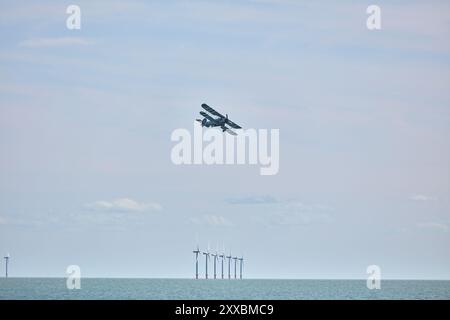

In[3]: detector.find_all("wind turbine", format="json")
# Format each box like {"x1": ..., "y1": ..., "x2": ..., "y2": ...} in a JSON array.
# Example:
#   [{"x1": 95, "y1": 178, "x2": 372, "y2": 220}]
[
  {"x1": 233, "y1": 256, "x2": 238, "y2": 279},
  {"x1": 4, "y1": 253, "x2": 10, "y2": 278},
  {"x1": 193, "y1": 245, "x2": 200, "y2": 279},
  {"x1": 239, "y1": 256, "x2": 244, "y2": 279},
  {"x1": 202, "y1": 248, "x2": 210, "y2": 279},
  {"x1": 211, "y1": 251, "x2": 218, "y2": 279},
  {"x1": 226, "y1": 251, "x2": 232, "y2": 279},
  {"x1": 219, "y1": 252, "x2": 225, "y2": 279}
]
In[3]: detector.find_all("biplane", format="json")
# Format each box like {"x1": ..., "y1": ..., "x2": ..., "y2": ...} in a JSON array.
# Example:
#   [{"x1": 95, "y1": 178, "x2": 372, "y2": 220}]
[{"x1": 196, "y1": 103, "x2": 242, "y2": 135}]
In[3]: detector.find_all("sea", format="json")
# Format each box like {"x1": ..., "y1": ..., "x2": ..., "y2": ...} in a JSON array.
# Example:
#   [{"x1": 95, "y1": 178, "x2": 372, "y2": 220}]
[{"x1": 0, "y1": 278, "x2": 449, "y2": 300}]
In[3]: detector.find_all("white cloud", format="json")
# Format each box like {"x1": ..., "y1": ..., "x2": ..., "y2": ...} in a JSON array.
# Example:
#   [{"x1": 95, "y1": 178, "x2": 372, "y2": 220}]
[
  {"x1": 270, "y1": 211, "x2": 332, "y2": 226},
  {"x1": 229, "y1": 197, "x2": 334, "y2": 227},
  {"x1": 0, "y1": 216, "x2": 7, "y2": 225},
  {"x1": 416, "y1": 222, "x2": 448, "y2": 233},
  {"x1": 226, "y1": 195, "x2": 279, "y2": 205},
  {"x1": 409, "y1": 194, "x2": 437, "y2": 201},
  {"x1": 268, "y1": 201, "x2": 334, "y2": 226},
  {"x1": 191, "y1": 214, "x2": 233, "y2": 227},
  {"x1": 19, "y1": 37, "x2": 93, "y2": 48},
  {"x1": 86, "y1": 198, "x2": 162, "y2": 213}
]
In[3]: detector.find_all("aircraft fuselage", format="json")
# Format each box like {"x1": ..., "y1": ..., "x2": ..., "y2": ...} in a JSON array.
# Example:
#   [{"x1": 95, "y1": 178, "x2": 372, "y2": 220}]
[{"x1": 201, "y1": 117, "x2": 226, "y2": 128}]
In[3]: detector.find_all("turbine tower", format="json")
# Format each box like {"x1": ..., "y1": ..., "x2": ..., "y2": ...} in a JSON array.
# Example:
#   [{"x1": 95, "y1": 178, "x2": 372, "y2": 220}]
[
  {"x1": 202, "y1": 249, "x2": 210, "y2": 279},
  {"x1": 211, "y1": 251, "x2": 219, "y2": 279},
  {"x1": 193, "y1": 245, "x2": 200, "y2": 279},
  {"x1": 4, "y1": 253, "x2": 10, "y2": 278},
  {"x1": 239, "y1": 256, "x2": 244, "y2": 279},
  {"x1": 226, "y1": 252, "x2": 232, "y2": 279},
  {"x1": 219, "y1": 252, "x2": 225, "y2": 279},
  {"x1": 233, "y1": 256, "x2": 238, "y2": 279}
]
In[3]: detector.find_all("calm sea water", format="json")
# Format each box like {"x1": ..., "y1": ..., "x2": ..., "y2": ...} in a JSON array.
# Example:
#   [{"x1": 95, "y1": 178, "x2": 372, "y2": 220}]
[{"x1": 0, "y1": 278, "x2": 449, "y2": 300}]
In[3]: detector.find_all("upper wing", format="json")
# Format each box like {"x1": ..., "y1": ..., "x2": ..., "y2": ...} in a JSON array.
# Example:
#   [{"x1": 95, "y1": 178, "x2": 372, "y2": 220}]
[
  {"x1": 199, "y1": 111, "x2": 216, "y2": 122},
  {"x1": 201, "y1": 103, "x2": 225, "y2": 118},
  {"x1": 225, "y1": 119, "x2": 242, "y2": 129}
]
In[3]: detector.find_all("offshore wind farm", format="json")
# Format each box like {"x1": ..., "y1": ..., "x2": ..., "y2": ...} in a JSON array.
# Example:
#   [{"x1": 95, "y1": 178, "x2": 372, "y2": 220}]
[
  {"x1": 193, "y1": 246, "x2": 244, "y2": 280},
  {"x1": 0, "y1": 249, "x2": 449, "y2": 299}
]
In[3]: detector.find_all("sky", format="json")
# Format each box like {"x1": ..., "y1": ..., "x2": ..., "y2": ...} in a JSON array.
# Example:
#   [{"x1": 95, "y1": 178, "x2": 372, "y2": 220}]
[{"x1": 0, "y1": 0, "x2": 449, "y2": 279}]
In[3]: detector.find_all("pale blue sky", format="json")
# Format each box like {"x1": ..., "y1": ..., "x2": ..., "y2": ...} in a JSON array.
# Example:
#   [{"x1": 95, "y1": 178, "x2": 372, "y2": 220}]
[{"x1": 0, "y1": 0, "x2": 449, "y2": 279}]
